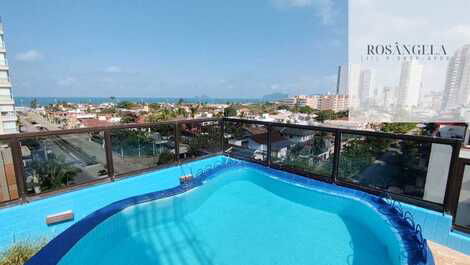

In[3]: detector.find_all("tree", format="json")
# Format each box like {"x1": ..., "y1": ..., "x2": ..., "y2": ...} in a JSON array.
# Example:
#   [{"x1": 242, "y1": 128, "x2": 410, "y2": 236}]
[
  {"x1": 177, "y1": 98, "x2": 184, "y2": 105},
  {"x1": 121, "y1": 113, "x2": 137, "y2": 123},
  {"x1": 145, "y1": 113, "x2": 161, "y2": 123},
  {"x1": 30, "y1": 98, "x2": 38, "y2": 109},
  {"x1": 190, "y1": 105, "x2": 199, "y2": 118},
  {"x1": 382, "y1": 123, "x2": 417, "y2": 134},
  {"x1": 158, "y1": 152, "x2": 175, "y2": 165},
  {"x1": 315, "y1": 110, "x2": 336, "y2": 122},
  {"x1": 148, "y1": 103, "x2": 160, "y2": 111},
  {"x1": 31, "y1": 156, "x2": 80, "y2": 192},
  {"x1": 224, "y1": 107, "x2": 237, "y2": 117},
  {"x1": 297, "y1": 106, "x2": 314, "y2": 114},
  {"x1": 116, "y1": 101, "x2": 135, "y2": 109}
]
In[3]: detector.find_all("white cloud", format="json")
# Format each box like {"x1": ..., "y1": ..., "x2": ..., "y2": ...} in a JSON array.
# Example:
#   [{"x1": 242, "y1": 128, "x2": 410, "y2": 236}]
[
  {"x1": 104, "y1": 66, "x2": 122, "y2": 73},
  {"x1": 272, "y1": 0, "x2": 335, "y2": 25},
  {"x1": 57, "y1": 77, "x2": 77, "y2": 87},
  {"x1": 15, "y1": 50, "x2": 44, "y2": 62}
]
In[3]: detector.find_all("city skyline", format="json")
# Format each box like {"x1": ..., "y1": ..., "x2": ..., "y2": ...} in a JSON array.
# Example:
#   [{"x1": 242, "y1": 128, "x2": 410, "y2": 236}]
[{"x1": 0, "y1": 0, "x2": 347, "y2": 98}]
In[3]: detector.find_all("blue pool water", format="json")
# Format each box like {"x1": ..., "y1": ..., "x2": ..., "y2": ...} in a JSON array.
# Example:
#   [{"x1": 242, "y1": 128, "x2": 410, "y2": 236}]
[{"x1": 52, "y1": 166, "x2": 406, "y2": 265}]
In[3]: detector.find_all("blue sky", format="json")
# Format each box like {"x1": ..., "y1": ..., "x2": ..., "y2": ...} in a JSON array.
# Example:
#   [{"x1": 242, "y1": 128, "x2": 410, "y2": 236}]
[{"x1": 1, "y1": 0, "x2": 346, "y2": 98}]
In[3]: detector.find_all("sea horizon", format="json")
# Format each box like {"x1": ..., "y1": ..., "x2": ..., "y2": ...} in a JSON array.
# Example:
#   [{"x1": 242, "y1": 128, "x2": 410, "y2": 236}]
[{"x1": 13, "y1": 96, "x2": 269, "y2": 107}]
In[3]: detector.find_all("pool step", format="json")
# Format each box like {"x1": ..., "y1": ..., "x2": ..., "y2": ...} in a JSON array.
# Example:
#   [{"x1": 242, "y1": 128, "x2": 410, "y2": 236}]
[{"x1": 46, "y1": 210, "x2": 74, "y2": 225}]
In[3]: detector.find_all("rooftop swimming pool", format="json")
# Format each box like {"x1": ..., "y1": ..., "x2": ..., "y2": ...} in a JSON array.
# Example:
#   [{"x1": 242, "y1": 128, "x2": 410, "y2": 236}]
[{"x1": 26, "y1": 158, "x2": 430, "y2": 265}]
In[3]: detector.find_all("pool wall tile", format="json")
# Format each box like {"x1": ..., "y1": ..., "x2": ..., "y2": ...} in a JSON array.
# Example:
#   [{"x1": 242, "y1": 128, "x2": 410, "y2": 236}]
[
  {"x1": 0, "y1": 156, "x2": 228, "y2": 252},
  {"x1": 1, "y1": 155, "x2": 470, "y2": 261}
]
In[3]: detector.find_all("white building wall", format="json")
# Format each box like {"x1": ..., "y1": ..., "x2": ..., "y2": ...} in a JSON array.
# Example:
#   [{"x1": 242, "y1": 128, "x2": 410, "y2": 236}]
[
  {"x1": 441, "y1": 45, "x2": 470, "y2": 111},
  {"x1": 0, "y1": 21, "x2": 17, "y2": 134},
  {"x1": 397, "y1": 61, "x2": 423, "y2": 109},
  {"x1": 359, "y1": 69, "x2": 375, "y2": 106},
  {"x1": 348, "y1": 64, "x2": 362, "y2": 109}
]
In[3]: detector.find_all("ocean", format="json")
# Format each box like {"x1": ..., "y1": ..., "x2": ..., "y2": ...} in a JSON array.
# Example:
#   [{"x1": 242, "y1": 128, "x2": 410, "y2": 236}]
[{"x1": 14, "y1": 97, "x2": 264, "y2": 107}]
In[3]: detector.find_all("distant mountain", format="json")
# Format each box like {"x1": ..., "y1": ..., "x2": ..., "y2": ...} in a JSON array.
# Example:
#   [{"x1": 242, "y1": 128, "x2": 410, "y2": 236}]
[{"x1": 261, "y1": 93, "x2": 289, "y2": 101}]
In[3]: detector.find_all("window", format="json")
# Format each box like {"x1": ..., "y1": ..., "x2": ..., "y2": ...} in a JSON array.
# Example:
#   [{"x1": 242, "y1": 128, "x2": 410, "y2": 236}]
[
  {"x1": 0, "y1": 70, "x2": 8, "y2": 80},
  {"x1": 0, "y1": 54, "x2": 5, "y2": 65}
]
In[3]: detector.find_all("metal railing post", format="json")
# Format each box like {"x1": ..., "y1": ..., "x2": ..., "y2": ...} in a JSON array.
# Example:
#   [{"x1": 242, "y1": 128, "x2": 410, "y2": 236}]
[
  {"x1": 332, "y1": 130, "x2": 341, "y2": 182},
  {"x1": 267, "y1": 125, "x2": 272, "y2": 166},
  {"x1": 175, "y1": 121, "x2": 180, "y2": 162},
  {"x1": 9, "y1": 137, "x2": 26, "y2": 200},
  {"x1": 220, "y1": 119, "x2": 225, "y2": 153},
  {"x1": 443, "y1": 141, "x2": 462, "y2": 215},
  {"x1": 103, "y1": 130, "x2": 115, "y2": 179}
]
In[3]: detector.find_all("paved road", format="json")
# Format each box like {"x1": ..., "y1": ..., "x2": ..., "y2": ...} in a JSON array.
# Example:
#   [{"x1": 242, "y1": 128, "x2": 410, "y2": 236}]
[{"x1": 20, "y1": 112, "x2": 159, "y2": 177}]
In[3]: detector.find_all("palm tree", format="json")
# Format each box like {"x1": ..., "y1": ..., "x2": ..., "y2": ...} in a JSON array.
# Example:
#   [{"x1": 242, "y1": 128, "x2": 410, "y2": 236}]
[{"x1": 190, "y1": 105, "x2": 199, "y2": 118}]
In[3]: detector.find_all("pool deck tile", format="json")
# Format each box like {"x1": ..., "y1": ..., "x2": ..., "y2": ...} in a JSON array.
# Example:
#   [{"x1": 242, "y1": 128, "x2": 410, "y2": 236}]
[{"x1": 429, "y1": 241, "x2": 470, "y2": 265}]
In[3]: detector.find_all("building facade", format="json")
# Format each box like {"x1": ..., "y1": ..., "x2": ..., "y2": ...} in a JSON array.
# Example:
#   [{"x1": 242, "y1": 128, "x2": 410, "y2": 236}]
[
  {"x1": 336, "y1": 64, "x2": 368, "y2": 110},
  {"x1": 359, "y1": 69, "x2": 375, "y2": 106},
  {"x1": 0, "y1": 20, "x2": 17, "y2": 134},
  {"x1": 441, "y1": 44, "x2": 470, "y2": 111},
  {"x1": 317, "y1": 95, "x2": 349, "y2": 111},
  {"x1": 396, "y1": 60, "x2": 423, "y2": 110}
]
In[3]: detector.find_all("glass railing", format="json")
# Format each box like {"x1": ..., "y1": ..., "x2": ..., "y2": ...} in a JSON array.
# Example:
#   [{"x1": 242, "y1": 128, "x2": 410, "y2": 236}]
[
  {"x1": 337, "y1": 133, "x2": 453, "y2": 205},
  {"x1": 270, "y1": 126, "x2": 336, "y2": 179},
  {"x1": 110, "y1": 124, "x2": 176, "y2": 176},
  {"x1": 177, "y1": 119, "x2": 221, "y2": 161},
  {"x1": 20, "y1": 132, "x2": 109, "y2": 196},
  {"x1": 223, "y1": 120, "x2": 268, "y2": 163},
  {"x1": 0, "y1": 118, "x2": 466, "y2": 232}
]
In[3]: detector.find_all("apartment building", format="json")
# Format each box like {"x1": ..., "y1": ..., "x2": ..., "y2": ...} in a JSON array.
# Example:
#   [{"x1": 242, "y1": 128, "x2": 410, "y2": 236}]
[
  {"x1": 278, "y1": 95, "x2": 348, "y2": 112},
  {"x1": 317, "y1": 95, "x2": 349, "y2": 112},
  {"x1": 0, "y1": 20, "x2": 17, "y2": 134}
]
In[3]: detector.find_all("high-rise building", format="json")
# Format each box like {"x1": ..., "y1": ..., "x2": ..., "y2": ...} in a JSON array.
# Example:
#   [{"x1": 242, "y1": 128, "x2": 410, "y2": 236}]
[
  {"x1": 336, "y1": 64, "x2": 361, "y2": 109},
  {"x1": 396, "y1": 60, "x2": 423, "y2": 109},
  {"x1": 359, "y1": 69, "x2": 375, "y2": 106},
  {"x1": 0, "y1": 19, "x2": 17, "y2": 134},
  {"x1": 382, "y1": 86, "x2": 395, "y2": 109},
  {"x1": 336, "y1": 65, "x2": 347, "y2": 95},
  {"x1": 441, "y1": 44, "x2": 470, "y2": 111}
]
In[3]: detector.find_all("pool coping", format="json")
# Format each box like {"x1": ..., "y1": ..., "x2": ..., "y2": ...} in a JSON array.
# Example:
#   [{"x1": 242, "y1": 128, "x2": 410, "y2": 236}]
[{"x1": 25, "y1": 157, "x2": 432, "y2": 265}]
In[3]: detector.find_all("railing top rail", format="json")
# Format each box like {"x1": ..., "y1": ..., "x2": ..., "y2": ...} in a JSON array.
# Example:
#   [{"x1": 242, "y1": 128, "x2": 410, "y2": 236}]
[
  {"x1": 0, "y1": 118, "x2": 220, "y2": 140},
  {"x1": 0, "y1": 116, "x2": 461, "y2": 147},
  {"x1": 223, "y1": 118, "x2": 462, "y2": 147}
]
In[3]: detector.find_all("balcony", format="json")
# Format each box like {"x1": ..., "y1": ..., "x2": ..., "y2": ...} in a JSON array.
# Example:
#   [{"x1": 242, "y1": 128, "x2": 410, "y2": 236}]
[
  {"x1": 0, "y1": 79, "x2": 11, "y2": 87},
  {"x1": 0, "y1": 118, "x2": 468, "y2": 261},
  {"x1": 0, "y1": 97, "x2": 14, "y2": 105},
  {"x1": 1, "y1": 113, "x2": 17, "y2": 121}
]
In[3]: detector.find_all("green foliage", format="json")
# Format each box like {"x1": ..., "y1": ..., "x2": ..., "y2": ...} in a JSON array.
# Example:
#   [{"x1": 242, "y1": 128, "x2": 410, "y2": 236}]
[
  {"x1": 116, "y1": 101, "x2": 136, "y2": 109},
  {"x1": 30, "y1": 98, "x2": 38, "y2": 109},
  {"x1": 145, "y1": 113, "x2": 161, "y2": 123},
  {"x1": 100, "y1": 107, "x2": 117, "y2": 114},
  {"x1": 158, "y1": 152, "x2": 175, "y2": 165},
  {"x1": 190, "y1": 105, "x2": 199, "y2": 118},
  {"x1": 223, "y1": 107, "x2": 237, "y2": 117},
  {"x1": 31, "y1": 156, "x2": 80, "y2": 191},
  {"x1": 0, "y1": 240, "x2": 47, "y2": 265},
  {"x1": 120, "y1": 113, "x2": 137, "y2": 123},
  {"x1": 315, "y1": 110, "x2": 337, "y2": 122},
  {"x1": 420, "y1": 123, "x2": 438, "y2": 136},
  {"x1": 297, "y1": 106, "x2": 314, "y2": 114},
  {"x1": 382, "y1": 123, "x2": 417, "y2": 134},
  {"x1": 148, "y1": 103, "x2": 160, "y2": 111}
]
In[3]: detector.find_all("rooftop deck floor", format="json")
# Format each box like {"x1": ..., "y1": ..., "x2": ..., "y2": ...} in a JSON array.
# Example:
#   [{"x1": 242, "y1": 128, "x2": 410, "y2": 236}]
[{"x1": 429, "y1": 241, "x2": 470, "y2": 265}]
